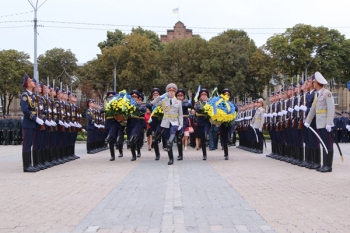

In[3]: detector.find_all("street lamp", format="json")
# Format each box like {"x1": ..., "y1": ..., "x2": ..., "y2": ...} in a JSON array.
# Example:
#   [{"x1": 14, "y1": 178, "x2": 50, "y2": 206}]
[
  {"x1": 104, "y1": 41, "x2": 128, "y2": 92},
  {"x1": 305, "y1": 45, "x2": 327, "y2": 80}
]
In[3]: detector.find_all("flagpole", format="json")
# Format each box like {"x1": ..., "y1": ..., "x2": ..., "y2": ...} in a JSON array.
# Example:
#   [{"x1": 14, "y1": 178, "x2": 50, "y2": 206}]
[{"x1": 178, "y1": 5, "x2": 179, "y2": 21}]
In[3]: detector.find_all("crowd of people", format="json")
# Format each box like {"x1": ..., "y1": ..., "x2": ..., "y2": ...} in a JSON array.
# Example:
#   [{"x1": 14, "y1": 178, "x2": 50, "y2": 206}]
[{"x1": 19, "y1": 71, "x2": 340, "y2": 173}]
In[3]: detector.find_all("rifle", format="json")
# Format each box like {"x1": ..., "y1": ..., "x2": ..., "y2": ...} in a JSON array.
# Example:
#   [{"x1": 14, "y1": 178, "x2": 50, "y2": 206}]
[
  {"x1": 36, "y1": 91, "x2": 45, "y2": 131},
  {"x1": 298, "y1": 92, "x2": 306, "y2": 130},
  {"x1": 45, "y1": 95, "x2": 53, "y2": 132},
  {"x1": 262, "y1": 105, "x2": 268, "y2": 131},
  {"x1": 58, "y1": 100, "x2": 65, "y2": 132},
  {"x1": 286, "y1": 96, "x2": 293, "y2": 129},
  {"x1": 51, "y1": 99, "x2": 57, "y2": 131}
]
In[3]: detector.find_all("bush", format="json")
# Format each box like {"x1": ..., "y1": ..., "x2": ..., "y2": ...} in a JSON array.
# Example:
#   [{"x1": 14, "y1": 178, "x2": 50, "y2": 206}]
[{"x1": 77, "y1": 131, "x2": 87, "y2": 141}]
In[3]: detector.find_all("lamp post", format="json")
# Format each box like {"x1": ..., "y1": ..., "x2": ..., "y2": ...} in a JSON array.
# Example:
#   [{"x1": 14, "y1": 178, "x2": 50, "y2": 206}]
[
  {"x1": 104, "y1": 41, "x2": 128, "y2": 92},
  {"x1": 305, "y1": 45, "x2": 327, "y2": 80}
]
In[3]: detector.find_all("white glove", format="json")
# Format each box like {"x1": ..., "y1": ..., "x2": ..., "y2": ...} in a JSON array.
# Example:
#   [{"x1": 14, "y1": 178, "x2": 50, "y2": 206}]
[
  {"x1": 69, "y1": 122, "x2": 74, "y2": 127},
  {"x1": 94, "y1": 123, "x2": 98, "y2": 128},
  {"x1": 101, "y1": 125, "x2": 105, "y2": 129},
  {"x1": 259, "y1": 128, "x2": 262, "y2": 132},
  {"x1": 294, "y1": 106, "x2": 300, "y2": 111},
  {"x1": 346, "y1": 125, "x2": 350, "y2": 131},
  {"x1": 50, "y1": 120, "x2": 57, "y2": 126},
  {"x1": 59, "y1": 120, "x2": 64, "y2": 126},
  {"x1": 48, "y1": 108, "x2": 52, "y2": 113},
  {"x1": 74, "y1": 122, "x2": 78, "y2": 127},
  {"x1": 326, "y1": 125, "x2": 332, "y2": 132},
  {"x1": 44, "y1": 120, "x2": 51, "y2": 126},
  {"x1": 288, "y1": 107, "x2": 294, "y2": 113},
  {"x1": 39, "y1": 105, "x2": 43, "y2": 110},
  {"x1": 273, "y1": 113, "x2": 277, "y2": 117},
  {"x1": 300, "y1": 105, "x2": 307, "y2": 111},
  {"x1": 35, "y1": 117, "x2": 44, "y2": 125},
  {"x1": 267, "y1": 113, "x2": 272, "y2": 118},
  {"x1": 304, "y1": 122, "x2": 310, "y2": 128},
  {"x1": 277, "y1": 112, "x2": 283, "y2": 116},
  {"x1": 78, "y1": 123, "x2": 82, "y2": 128},
  {"x1": 263, "y1": 113, "x2": 267, "y2": 117},
  {"x1": 282, "y1": 110, "x2": 287, "y2": 115},
  {"x1": 160, "y1": 93, "x2": 168, "y2": 99},
  {"x1": 64, "y1": 122, "x2": 69, "y2": 128},
  {"x1": 178, "y1": 125, "x2": 182, "y2": 131},
  {"x1": 67, "y1": 112, "x2": 70, "y2": 116},
  {"x1": 53, "y1": 109, "x2": 57, "y2": 113}
]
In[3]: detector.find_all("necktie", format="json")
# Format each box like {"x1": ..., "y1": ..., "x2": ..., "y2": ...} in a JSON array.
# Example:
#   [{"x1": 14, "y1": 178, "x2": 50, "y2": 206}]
[{"x1": 170, "y1": 99, "x2": 172, "y2": 105}]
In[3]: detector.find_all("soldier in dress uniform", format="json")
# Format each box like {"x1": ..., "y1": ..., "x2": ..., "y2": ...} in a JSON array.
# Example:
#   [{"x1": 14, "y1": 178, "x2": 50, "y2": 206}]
[
  {"x1": 175, "y1": 88, "x2": 191, "y2": 161},
  {"x1": 340, "y1": 111, "x2": 348, "y2": 143},
  {"x1": 266, "y1": 92, "x2": 277, "y2": 158},
  {"x1": 151, "y1": 83, "x2": 183, "y2": 165},
  {"x1": 86, "y1": 99, "x2": 96, "y2": 154},
  {"x1": 12, "y1": 114, "x2": 22, "y2": 145},
  {"x1": 251, "y1": 98, "x2": 265, "y2": 154},
  {"x1": 293, "y1": 81, "x2": 306, "y2": 166},
  {"x1": 147, "y1": 88, "x2": 163, "y2": 160},
  {"x1": 303, "y1": 76, "x2": 321, "y2": 169},
  {"x1": 219, "y1": 89, "x2": 236, "y2": 159},
  {"x1": 305, "y1": 72, "x2": 335, "y2": 172},
  {"x1": 2, "y1": 114, "x2": 12, "y2": 145},
  {"x1": 0, "y1": 115, "x2": 3, "y2": 145},
  {"x1": 103, "y1": 91, "x2": 119, "y2": 161},
  {"x1": 137, "y1": 94, "x2": 147, "y2": 153},
  {"x1": 127, "y1": 90, "x2": 146, "y2": 161},
  {"x1": 195, "y1": 89, "x2": 210, "y2": 160},
  {"x1": 20, "y1": 74, "x2": 44, "y2": 172},
  {"x1": 284, "y1": 84, "x2": 294, "y2": 163}
]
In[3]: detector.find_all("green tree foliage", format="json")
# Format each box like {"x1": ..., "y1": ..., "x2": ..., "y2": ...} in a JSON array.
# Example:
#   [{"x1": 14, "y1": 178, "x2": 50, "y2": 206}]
[
  {"x1": 37, "y1": 48, "x2": 78, "y2": 87},
  {"x1": 131, "y1": 26, "x2": 163, "y2": 51},
  {"x1": 0, "y1": 49, "x2": 32, "y2": 114},
  {"x1": 98, "y1": 29, "x2": 126, "y2": 50},
  {"x1": 99, "y1": 33, "x2": 158, "y2": 94},
  {"x1": 264, "y1": 24, "x2": 350, "y2": 83}
]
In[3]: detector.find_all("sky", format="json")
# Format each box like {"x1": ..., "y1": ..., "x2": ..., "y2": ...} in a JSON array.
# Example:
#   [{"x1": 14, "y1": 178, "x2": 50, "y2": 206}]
[{"x1": 1, "y1": 0, "x2": 350, "y2": 64}]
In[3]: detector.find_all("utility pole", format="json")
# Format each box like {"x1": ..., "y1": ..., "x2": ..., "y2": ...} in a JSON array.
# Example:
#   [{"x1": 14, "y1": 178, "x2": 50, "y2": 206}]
[{"x1": 28, "y1": 0, "x2": 48, "y2": 83}]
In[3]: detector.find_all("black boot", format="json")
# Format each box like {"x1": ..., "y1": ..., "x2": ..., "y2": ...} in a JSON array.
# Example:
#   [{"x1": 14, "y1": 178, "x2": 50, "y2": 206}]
[
  {"x1": 320, "y1": 150, "x2": 333, "y2": 172},
  {"x1": 118, "y1": 144, "x2": 123, "y2": 157},
  {"x1": 136, "y1": 141, "x2": 141, "y2": 157},
  {"x1": 72, "y1": 144, "x2": 80, "y2": 159},
  {"x1": 311, "y1": 148, "x2": 321, "y2": 169},
  {"x1": 22, "y1": 151, "x2": 38, "y2": 172},
  {"x1": 223, "y1": 143, "x2": 229, "y2": 160},
  {"x1": 177, "y1": 134, "x2": 183, "y2": 161},
  {"x1": 109, "y1": 141, "x2": 115, "y2": 161},
  {"x1": 154, "y1": 141, "x2": 160, "y2": 160},
  {"x1": 167, "y1": 135, "x2": 175, "y2": 165},
  {"x1": 130, "y1": 145, "x2": 137, "y2": 161},
  {"x1": 33, "y1": 150, "x2": 44, "y2": 170},
  {"x1": 202, "y1": 143, "x2": 207, "y2": 160}
]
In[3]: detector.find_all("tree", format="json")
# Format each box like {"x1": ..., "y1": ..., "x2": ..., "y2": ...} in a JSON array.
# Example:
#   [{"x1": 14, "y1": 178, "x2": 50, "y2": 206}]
[
  {"x1": 0, "y1": 49, "x2": 32, "y2": 115},
  {"x1": 97, "y1": 29, "x2": 126, "y2": 50},
  {"x1": 131, "y1": 26, "x2": 163, "y2": 52},
  {"x1": 264, "y1": 24, "x2": 349, "y2": 83},
  {"x1": 100, "y1": 33, "x2": 158, "y2": 93},
  {"x1": 37, "y1": 48, "x2": 78, "y2": 87}
]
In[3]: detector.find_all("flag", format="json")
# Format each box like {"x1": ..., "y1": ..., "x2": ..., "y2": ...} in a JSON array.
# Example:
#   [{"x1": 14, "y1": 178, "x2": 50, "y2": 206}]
[{"x1": 172, "y1": 8, "x2": 179, "y2": 13}]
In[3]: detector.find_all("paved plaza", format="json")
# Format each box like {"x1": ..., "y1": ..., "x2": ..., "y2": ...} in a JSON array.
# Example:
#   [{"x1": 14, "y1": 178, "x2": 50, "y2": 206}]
[{"x1": 0, "y1": 141, "x2": 350, "y2": 233}]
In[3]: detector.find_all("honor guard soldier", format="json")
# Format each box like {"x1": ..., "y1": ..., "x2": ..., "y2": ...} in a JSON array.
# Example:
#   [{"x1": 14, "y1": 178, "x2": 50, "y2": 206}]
[
  {"x1": 195, "y1": 89, "x2": 210, "y2": 160},
  {"x1": 20, "y1": 74, "x2": 44, "y2": 172},
  {"x1": 2, "y1": 114, "x2": 12, "y2": 145},
  {"x1": 151, "y1": 83, "x2": 183, "y2": 165},
  {"x1": 303, "y1": 77, "x2": 321, "y2": 169},
  {"x1": 266, "y1": 92, "x2": 277, "y2": 158},
  {"x1": 127, "y1": 90, "x2": 147, "y2": 161},
  {"x1": 147, "y1": 88, "x2": 163, "y2": 160},
  {"x1": 175, "y1": 88, "x2": 191, "y2": 161},
  {"x1": 86, "y1": 99, "x2": 96, "y2": 154},
  {"x1": 305, "y1": 72, "x2": 335, "y2": 172},
  {"x1": 219, "y1": 89, "x2": 234, "y2": 160},
  {"x1": 103, "y1": 91, "x2": 118, "y2": 161},
  {"x1": 251, "y1": 98, "x2": 265, "y2": 154},
  {"x1": 12, "y1": 115, "x2": 22, "y2": 145},
  {"x1": 0, "y1": 115, "x2": 3, "y2": 145}
]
